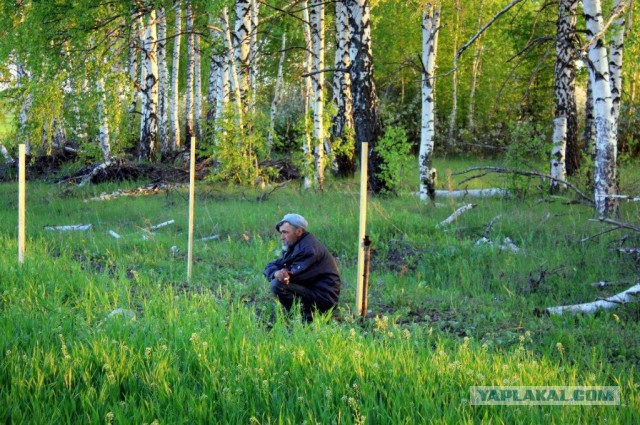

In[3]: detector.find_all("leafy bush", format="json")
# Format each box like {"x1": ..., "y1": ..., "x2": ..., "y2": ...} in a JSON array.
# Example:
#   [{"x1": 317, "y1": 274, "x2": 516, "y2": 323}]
[{"x1": 373, "y1": 126, "x2": 412, "y2": 195}]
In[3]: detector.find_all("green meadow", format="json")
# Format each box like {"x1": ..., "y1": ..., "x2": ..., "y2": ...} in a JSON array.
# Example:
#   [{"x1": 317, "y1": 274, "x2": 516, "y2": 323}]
[{"x1": 1, "y1": 158, "x2": 639, "y2": 423}]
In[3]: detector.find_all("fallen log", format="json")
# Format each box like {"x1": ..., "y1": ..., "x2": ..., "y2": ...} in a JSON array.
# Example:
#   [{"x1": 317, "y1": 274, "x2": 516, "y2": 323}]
[
  {"x1": 437, "y1": 203, "x2": 476, "y2": 228},
  {"x1": 435, "y1": 188, "x2": 510, "y2": 198},
  {"x1": 546, "y1": 284, "x2": 640, "y2": 315},
  {"x1": 44, "y1": 224, "x2": 92, "y2": 231},
  {"x1": 78, "y1": 161, "x2": 112, "y2": 187}
]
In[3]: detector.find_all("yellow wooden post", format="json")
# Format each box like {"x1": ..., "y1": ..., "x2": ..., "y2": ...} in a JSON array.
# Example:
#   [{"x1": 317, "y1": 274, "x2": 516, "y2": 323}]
[
  {"x1": 18, "y1": 144, "x2": 26, "y2": 264},
  {"x1": 356, "y1": 142, "x2": 369, "y2": 316},
  {"x1": 187, "y1": 136, "x2": 196, "y2": 281}
]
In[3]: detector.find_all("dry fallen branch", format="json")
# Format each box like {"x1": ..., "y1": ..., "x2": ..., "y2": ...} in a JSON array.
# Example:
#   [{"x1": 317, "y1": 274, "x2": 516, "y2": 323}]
[
  {"x1": 609, "y1": 194, "x2": 640, "y2": 202},
  {"x1": 437, "y1": 203, "x2": 477, "y2": 228},
  {"x1": 84, "y1": 183, "x2": 186, "y2": 202},
  {"x1": 44, "y1": 224, "x2": 92, "y2": 231},
  {"x1": 545, "y1": 284, "x2": 640, "y2": 315},
  {"x1": 591, "y1": 217, "x2": 640, "y2": 234},
  {"x1": 452, "y1": 166, "x2": 593, "y2": 205},
  {"x1": 434, "y1": 188, "x2": 510, "y2": 198}
]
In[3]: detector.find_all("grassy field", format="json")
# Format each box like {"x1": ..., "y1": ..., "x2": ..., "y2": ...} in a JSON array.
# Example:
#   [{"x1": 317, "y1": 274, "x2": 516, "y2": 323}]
[{"x1": 1, "y1": 157, "x2": 639, "y2": 423}]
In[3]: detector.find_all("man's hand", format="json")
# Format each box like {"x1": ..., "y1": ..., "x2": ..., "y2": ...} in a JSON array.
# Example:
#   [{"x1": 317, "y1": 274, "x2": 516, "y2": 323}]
[{"x1": 276, "y1": 268, "x2": 290, "y2": 284}]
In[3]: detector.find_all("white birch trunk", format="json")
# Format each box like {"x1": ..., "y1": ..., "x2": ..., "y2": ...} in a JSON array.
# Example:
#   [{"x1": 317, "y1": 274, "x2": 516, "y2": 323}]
[
  {"x1": 248, "y1": 0, "x2": 261, "y2": 111},
  {"x1": 128, "y1": 12, "x2": 143, "y2": 114},
  {"x1": 550, "y1": 0, "x2": 578, "y2": 192},
  {"x1": 185, "y1": 1, "x2": 195, "y2": 140},
  {"x1": 222, "y1": 7, "x2": 244, "y2": 127},
  {"x1": 310, "y1": 0, "x2": 325, "y2": 190},
  {"x1": 301, "y1": 2, "x2": 314, "y2": 190},
  {"x1": 171, "y1": 0, "x2": 182, "y2": 150},
  {"x1": 447, "y1": 0, "x2": 461, "y2": 144},
  {"x1": 194, "y1": 33, "x2": 202, "y2": 140},
  {"x1": 467, "y1": 0, "x2": 484, "y2": 130},
  {"x1": 207, "y1": 27, "x2": 221, "y2": 125},
  {"x1": 330, "y1": 0, "x2": 354, "y2": 174},
  {"x1": 550, "y1": 116, "x2": 567, "y2": 189},
  {"x1": 0, "y1": 143, "x2": 12, "y2": 164},
  {"x1": 139, "y1": 10, "x2": 159, "y2": 161},
  {"x1": 267, "y1": 33, "x2": 286, "y2": 150},
  {"x1": 234, "y1": 0, "x2": 252, "y2": 101},
  {"x1": 157, "y1": 6, "x2": 170, "y2": 156},
  {"x1": 584, "y1": 0, "x2": 618, "y2": 216},
  {"x1": 419, "y1": 4, "x2": 440, "y2": 202},
  {"x1": 97, "y1": 76, "x2": 112, "y2": 162},
  {"x1": 17, "y1": 62, "x2": 32, "y2": 155},
  {"x1": 608, "y1": 0, "x2": 626, "y2": 131},
  {"x1": 347, "y1": 0, "x2": 385, "y2": 192}
]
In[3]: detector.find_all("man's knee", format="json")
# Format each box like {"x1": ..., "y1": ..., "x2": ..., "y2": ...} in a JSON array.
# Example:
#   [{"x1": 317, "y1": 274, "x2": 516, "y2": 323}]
[{"x1": 270, "y1": 278, "x2": 284, "y2": 296}]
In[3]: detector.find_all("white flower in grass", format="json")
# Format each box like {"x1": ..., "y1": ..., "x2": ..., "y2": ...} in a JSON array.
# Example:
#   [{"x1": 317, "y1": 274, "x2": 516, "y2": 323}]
[
  {"x1": 145, "y1": 347, "x2": 152, "y2": 359},
  {"x1": 556, "y1": 342, "x2": 565, "y2": 354},
  {"x1": 105, "y1": 412, "x2": 114, "y2": 424}
]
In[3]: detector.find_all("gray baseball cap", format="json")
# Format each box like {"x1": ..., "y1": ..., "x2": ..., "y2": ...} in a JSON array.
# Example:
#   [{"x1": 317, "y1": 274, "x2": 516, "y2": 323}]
[{"x1": 276, "y1": 213, "x2": 308, "y2": 231}]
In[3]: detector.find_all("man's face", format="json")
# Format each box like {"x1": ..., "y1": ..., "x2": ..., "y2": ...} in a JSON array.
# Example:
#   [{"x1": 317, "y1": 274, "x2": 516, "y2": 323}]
[{"x1": 279, "y1": 222, "x2": 304, "y2": 250}]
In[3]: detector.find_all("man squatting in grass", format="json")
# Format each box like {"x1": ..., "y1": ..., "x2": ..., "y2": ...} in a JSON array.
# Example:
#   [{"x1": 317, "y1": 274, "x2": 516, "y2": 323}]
[{"x1": 264, "y1": 213, "x2": 341, "y2": 322}]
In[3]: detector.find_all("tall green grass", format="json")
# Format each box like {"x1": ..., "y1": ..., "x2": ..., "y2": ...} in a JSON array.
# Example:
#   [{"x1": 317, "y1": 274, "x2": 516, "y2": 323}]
[{"x1": 1, "y1": 157, "x2": 639, "y2": 423}]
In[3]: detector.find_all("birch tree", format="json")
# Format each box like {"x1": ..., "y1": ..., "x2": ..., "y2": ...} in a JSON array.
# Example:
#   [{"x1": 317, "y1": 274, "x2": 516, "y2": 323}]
[
  {"x1": 309, "y1": 0, "x2": 326, "y2": 190},
  {"x1": 171, "y1": 0, "x2": 182, "y2": 150},
  {"x1": 248, "y1": 0, "x2": 261, "y2": 111},
  {"x1": 447, "y1": 0, "x2": 461, "y2": 144},
  {"x1": 207, "y1": 27, "x2": 222, "y2": 125},
  {"x1": 0, "y1": 143, "x2": 12, "y2": 164},
  {"x1": 346, "y1": 0, "x2": 387, "y2": 193},
  {"x1": 185, "y1": 0, "x2": 195, "y2": 140},
  {"x1": 331, "y1": 0, "x2": 355, "y2": 177},
  {"x1": 419, "y1": 3, "x2": 440, "y2": 202},
  {"x1": 584, "y1": 0, "x2": 618, "y2": 216},
  {"x1": 194, "y1": 33, "x2": 203, "y2": 140},
  {"x1": 233, "y1": 0, "x2": 252, "y2": 102},
  {"x1": 157, "y1": 6, "x2": 170, "y2": 157},
  {"x1": 301, "y1": 2, "x2": 314, "y2": 190},
  {"x1": 467, "y1": 0, "x2": 484, "y2": 131},
  {"x1": 139, "y1": 10, "x2": 159, "y2": 161},
  {"x1": 222, "y1": 7, "x2": 244, "y2": 127},
  {"x1": 96, "y1": 75, "x2": 112, "y2": 163},
  {"x1": 550, "y1": 0, "x2": 578, "y2": 192},
  {"x1": 17, "y1": 62, "x2": 32, "y2": 156},
  {"x1": 608, "y1": 0, "x2": 627, "y2": 132},
  {"x1": 267, "y1": 33, "x2": 286, "y2": 151}
]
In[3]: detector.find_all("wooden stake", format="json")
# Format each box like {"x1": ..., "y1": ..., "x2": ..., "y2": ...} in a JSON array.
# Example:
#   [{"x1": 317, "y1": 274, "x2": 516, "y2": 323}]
[
  {"x1": 18, "y1": 144, "x2": 25, "y2": 264},
  {"x1": 356, "y1": 142, "x2": 369, "y2": 316},
  {"x1": 187, "y1": 136, "x2": 196, "y2": 281}
]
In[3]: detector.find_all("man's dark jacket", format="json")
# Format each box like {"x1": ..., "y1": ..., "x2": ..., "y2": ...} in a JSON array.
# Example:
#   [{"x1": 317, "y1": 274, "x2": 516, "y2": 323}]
[{"x1": 264, "y1": 232, "x2": 341, "y2": 303}]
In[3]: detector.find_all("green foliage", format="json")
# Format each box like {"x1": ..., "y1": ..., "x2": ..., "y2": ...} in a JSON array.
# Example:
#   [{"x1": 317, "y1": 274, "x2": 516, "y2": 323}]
[
  {"x1": 373, "y1": 126, "x2": 412, "y2": 195},
  {"x1": 206, "y1": 109, "x2": 271, "y2": 186}
]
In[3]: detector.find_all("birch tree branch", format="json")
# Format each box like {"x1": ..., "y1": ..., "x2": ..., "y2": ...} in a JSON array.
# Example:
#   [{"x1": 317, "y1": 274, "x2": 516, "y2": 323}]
[
  {"x1": 580, "y1": 0, "x2": 631, "y2": 51},
  {"x1": 455, "y1": 0, "x2": 527, "y2": 62},
  {"x1": 590, "y1": 217, "x2": 640, "y2": 233},
  {"x1": 437, "y1": 203, "x2": 477, "y2": 228},
  {"x1": 452, "y1": 166, "x2": 593, "y2": 204}
]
